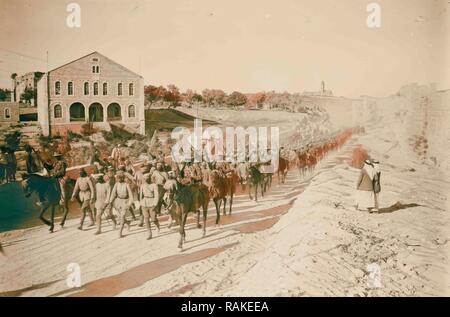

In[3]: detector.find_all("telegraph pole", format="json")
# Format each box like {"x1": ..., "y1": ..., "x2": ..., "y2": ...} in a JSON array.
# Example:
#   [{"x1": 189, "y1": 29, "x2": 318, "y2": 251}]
[{"x1": 46, "y1": 50, "x2": 51, "y2": 137}]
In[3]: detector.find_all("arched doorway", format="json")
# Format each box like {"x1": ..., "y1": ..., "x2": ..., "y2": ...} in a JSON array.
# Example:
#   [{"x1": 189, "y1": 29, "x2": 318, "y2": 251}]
[
  {"x1": 69, "y1": 102, "x2": 85, "y2": 121},
  {"x1": 89, "y1": 103, "x2": 104, "y2": 122},
  {"x1": 107, "y1": 103, "x2": 122, "y2": 121}
]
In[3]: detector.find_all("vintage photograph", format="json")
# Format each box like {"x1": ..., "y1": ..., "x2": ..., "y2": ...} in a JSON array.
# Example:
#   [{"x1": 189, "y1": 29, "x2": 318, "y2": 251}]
[{"x1": 0, "y1": 0, "x2": 449, "y2": 298}]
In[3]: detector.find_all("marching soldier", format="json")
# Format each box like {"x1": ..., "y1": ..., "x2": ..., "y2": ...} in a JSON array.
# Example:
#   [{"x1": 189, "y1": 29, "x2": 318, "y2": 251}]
[
  {"x1": 110, "y1": 171, "x2": 133, "y2": 238},
  {"x1": 93, "y1": 174, "x2": 116, "y2": 235},
  {"x1": 163, "y1": 171, "x2": 178, "y2": 205},
  {"x1": 151, "y1": 162, "x2": 168, "y2": 215},
  {"x1": 163, "y1": 171, "x2": 179, "y2": 227},
  {"x1": 71, "y1": 169, "x2": 95, "y2": 230},
  {"x1": 139, "y1": 173, "x2": 160, "y2": 239}
]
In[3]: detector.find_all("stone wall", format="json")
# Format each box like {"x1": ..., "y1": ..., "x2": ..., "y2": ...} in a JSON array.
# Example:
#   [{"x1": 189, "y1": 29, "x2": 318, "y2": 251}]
[
  {"x1": 0, "y1": 102, "x2": 20, "y2": 123},
  {"x1": 354, "y1": 84, "x2": 450, "y2": 171}
]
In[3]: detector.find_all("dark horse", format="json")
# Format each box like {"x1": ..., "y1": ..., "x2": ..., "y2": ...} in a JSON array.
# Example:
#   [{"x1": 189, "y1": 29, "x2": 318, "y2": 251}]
[
  {"x1": 248, "y1": 164, "x2": 264, "y2": 202},
  {"x1": 172, "y1": 183, "x2": 210, "y2": 249},
  {"x1": 22, "y1": 174, "x2": 64, "y2": 233}
]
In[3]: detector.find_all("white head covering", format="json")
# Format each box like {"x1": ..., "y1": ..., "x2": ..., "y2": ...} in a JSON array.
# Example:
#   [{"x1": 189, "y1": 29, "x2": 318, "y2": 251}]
[
  {"x1": 372, "y1": 159, "x2": 380, "y2": 173},
  {"x1": 363, "y1": 159, "x2": 375, "y2": 180}
]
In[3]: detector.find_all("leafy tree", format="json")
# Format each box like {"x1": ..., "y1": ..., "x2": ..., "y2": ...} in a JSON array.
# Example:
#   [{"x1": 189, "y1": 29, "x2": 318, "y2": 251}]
[
  {"x1": 0, "y1": 88, "x2": 11, "y2": 101},
  {"x1": 225, "y1": 91, "x2": 247, "y2": 109},
  {"x1": 20, "y1": 87, "x2": 37, "y2": 104},
  {"x1": 202, "y1": 89, "x2": 215, "y2": 107},
  {"x1": 164, "y1": 84, "x2": 182, "y2": 108},
  {"x1": 192, "y1": 93, "x2": 203, "y2": 103}
]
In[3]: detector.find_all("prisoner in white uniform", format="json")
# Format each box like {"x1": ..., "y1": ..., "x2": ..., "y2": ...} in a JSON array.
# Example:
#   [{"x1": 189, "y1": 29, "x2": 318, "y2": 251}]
[
  {"x1": 139, "y1": 173, "x2": 160, "y2": 240},
  {"x1": 110, "y1": 172, "x2": 133, "y2": 238},
  {"x1": 71, "y1": 169, "x2": 95, "y2": 230},
  {"x1": 94, "y1": 174, "x2": 116, "y2": 235}
]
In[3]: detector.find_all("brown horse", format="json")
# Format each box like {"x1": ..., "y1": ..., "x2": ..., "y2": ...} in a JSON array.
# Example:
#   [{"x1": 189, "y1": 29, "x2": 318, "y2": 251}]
[
  {"x1": 277, "y1": 157, "x2": 289, "y2": 184},
  {"x1": 173, "y1": 183, "x2": 210, "y2": 249},
  {"x1": 209, "y1": 169, "x2": 236, "y2": 225}
]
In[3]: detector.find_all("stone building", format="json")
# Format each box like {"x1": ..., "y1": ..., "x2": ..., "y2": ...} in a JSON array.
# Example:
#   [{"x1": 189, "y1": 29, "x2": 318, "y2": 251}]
[
  {"x1": 12, "y1": 72, "x2": 44, "y2": 106},
  {"x1": 0, "y1": 102, "x2": 20, "y2": 123},
  {"x1": 37, "y1": 51, "x2": 145, "y2": 136}
]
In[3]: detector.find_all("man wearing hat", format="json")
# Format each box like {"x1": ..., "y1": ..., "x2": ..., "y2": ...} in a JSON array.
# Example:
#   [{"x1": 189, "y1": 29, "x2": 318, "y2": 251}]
[
  {"x1": 134, "y1": 163, "x2": 150, "y2": 188},
  {"x1": 71, "y1": 169, "x2": 95, "y2": 230},
  {"x1": 139, "y1": 173, "x2": 160, "y2": 239},
  {"x1": 355, "y1": 159, "x2": 375, "y2": 212},
  {"x1": 24, "y1": 144, "x2": 42, "y2": 174},
  {"x1": 151, "y1": 162, "x2": 168, "y2": 215},
  {"x1": 110, "y1": 144, "x2": 123, "y2": 169},
  {"x1": 372, "y1": 159, "x2": 381, "y2": 213},
  {"x1": 94, "y1": 173, "x2": 116, "y2": 234},
  {"x1": 110, "y1": 171, "x2": 133, "y2": 238},
  {"x1": 43, "y1": 152, "x2": 68, "y2": 207}
]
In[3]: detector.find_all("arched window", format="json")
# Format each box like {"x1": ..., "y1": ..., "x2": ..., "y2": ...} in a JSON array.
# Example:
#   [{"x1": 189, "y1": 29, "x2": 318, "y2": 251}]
[
  {"x1": 102, "y1": 82, "x2": 108, "y2": 95},
  {"x1": 54, "y1": 104, "x2": 62, "y2": 118},
  {"x1": 93, "y1": 82, "x2": 99, "y2": 95},
  {"x1": 69, "y1": 102, "x2": 85, "y2": 121},
  {"x1": 128, "y1": 105, "x2": 136, "y2": 118},
  {"x1": 107, "y1": 103, "x2": 122, "y2": 121},
  {"x1": 118, "y1": 83, "x2": 123, "y2": 96},
  {"x1": 4, "y1": 108, "x2": 11, "y2": 119},
  {"x1": 128, "y1": 83, "x2": 134, "y2": 96},
  {"x1": 84, "y1": 82, "x2": 89, "y2": 95},
  {"x1": 68, "y1": 82, "x2": 74, "y2": 95},
  {"x1": 55, "y1": 81, "x2": 61, "y2": 95}
]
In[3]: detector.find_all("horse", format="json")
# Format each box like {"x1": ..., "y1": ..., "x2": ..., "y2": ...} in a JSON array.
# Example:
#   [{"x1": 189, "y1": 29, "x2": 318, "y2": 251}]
[
  {"x1": 258, "y1": 162, "x2": 273, "y2": 196},
  {"x1": 296, "y1": 152, "x2": 307, "y2": 177},
  {"x1": 208, "y1": 168, "x2": 236, "y2": 225},
  {"x1": 22, "y1": 174, "x2": 63, "y2": 233},
  {"x1": 247, "y1": 164, "x2": 263, "y2": 202},
  {"x1": 236, "y1": 162, "x2": 249, "y2": 191},
  {"x1": 172, "y1": 183, "x2": 210, "y2": 249},
  {"x1": 277, "y1": 157, "x2": 289, "y2": 184}
]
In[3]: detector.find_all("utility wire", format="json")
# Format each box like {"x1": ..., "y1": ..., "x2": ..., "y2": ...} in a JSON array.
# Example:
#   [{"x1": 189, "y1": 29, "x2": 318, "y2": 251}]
[{"x1": 0, "y1": 48, "x2": 47, "y2": 62}]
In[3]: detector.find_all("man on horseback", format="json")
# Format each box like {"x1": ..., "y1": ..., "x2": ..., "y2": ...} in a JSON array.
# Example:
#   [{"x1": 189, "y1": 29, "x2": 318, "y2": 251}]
[
  {"x1": 24, "y1": 145, "x2": 42, "y2": 174},
  {"x1": 42, "y1": 152, "x2": 67, "y2": 208}
]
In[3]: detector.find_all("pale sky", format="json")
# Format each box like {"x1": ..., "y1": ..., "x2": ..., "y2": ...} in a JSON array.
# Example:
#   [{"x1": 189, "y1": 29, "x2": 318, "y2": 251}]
[{"x1": 0, "y1": 0, "x2": 448, "y2": 97}]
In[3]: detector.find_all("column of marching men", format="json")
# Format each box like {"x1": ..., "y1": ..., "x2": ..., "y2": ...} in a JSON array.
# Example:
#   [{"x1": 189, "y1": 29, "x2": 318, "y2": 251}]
[{"x1": 21, "y1": 129, "x2": 353, "y2": 240}]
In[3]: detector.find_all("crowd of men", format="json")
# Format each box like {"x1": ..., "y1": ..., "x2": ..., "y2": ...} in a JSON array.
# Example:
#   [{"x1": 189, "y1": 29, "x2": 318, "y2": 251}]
[
  {"x1": 23, "y1": 142, "x2": 243, "y2": 239},
  {"x1": 0, "y1": 146, "x2": 17, "y2": 184},
  {"x1": 13, "y1": 129, "x2": 353, "y2": 241}
]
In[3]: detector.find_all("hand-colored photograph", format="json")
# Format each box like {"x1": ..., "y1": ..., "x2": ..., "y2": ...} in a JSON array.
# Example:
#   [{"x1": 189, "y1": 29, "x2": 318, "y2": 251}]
[{"x1": 0, "y1": 0, "x2": 448, "y2": 298}]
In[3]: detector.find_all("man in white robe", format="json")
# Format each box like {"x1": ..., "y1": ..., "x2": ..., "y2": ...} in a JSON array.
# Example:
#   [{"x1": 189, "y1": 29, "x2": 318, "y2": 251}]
[{"x1": 355, "y1": 159, "x2": 375, "y2": 211}]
